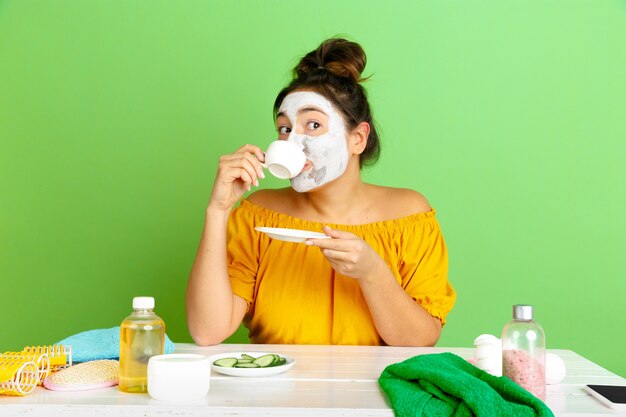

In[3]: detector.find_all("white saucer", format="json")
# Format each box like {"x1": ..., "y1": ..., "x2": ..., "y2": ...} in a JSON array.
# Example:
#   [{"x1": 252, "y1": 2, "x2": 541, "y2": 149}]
[{"x1": 255, "y1": 227, "x2": 330, "y2": 243}]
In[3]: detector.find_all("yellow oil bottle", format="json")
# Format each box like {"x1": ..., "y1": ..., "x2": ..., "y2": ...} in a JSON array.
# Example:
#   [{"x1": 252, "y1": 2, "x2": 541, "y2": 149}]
[{"x1": 119, "y1": 296, "x2": 165, "y2": 393}]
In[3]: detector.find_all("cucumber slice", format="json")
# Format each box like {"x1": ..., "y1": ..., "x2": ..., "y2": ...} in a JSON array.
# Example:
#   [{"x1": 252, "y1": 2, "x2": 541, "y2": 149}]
[
  {"x1": 253, "y1": 354, "x2": 277, "y2": 367},
  {"x1": 213, "y1": 358, "x2": 238, "y2": 368},
  {"x1": 269, "y1": 354, "x2": 287, "y2": 367},
  {"x1": 216, "y1": 353, "x2": 288, "y2": 369},
  {"x1": 234, "y1": 363, "x2": 260, "y2": 368}
]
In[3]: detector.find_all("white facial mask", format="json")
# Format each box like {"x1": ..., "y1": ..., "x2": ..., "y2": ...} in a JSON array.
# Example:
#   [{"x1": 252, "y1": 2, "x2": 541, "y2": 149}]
[{"x1": 278, "y1": 92, "x2": 349, "y2": 192}]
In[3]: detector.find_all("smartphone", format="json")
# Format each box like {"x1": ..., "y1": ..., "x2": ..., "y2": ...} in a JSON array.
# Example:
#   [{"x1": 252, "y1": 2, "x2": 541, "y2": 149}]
[{"x1": 585, "y1": 384, "x2": 626, "y2": 410}]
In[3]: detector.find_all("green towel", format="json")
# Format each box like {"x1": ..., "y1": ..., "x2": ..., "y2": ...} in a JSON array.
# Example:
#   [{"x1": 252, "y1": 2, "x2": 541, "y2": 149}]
[{"x1": 378, "y1": 352, "x2": 554, "y2": 417}]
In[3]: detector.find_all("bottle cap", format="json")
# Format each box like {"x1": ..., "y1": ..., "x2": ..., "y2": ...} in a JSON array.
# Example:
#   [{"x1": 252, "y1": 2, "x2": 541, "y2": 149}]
[
  {"x1": 513, "y1": 304, "x2": 533, "y2": 320},
  {"x1": 133, "y1": 296, "x2": 155, "y2": 309}
]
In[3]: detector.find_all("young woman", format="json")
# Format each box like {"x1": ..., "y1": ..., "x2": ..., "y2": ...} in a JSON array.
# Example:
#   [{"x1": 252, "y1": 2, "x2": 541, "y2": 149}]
[{"x1": 186, "y1": 38, "x2": 456, "y2": 346}]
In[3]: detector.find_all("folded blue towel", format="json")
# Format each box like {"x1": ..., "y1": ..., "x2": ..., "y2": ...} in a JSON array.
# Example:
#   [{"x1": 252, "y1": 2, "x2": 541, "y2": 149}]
[{"x1": 55, "y1": 326, "x2": 176, "y2": 362}]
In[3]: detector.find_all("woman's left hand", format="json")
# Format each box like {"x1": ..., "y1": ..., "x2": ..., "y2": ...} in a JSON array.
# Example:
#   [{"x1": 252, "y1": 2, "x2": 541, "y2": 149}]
[{"x1": 306, "y1": 226, "x2": 385, "y2": 282}]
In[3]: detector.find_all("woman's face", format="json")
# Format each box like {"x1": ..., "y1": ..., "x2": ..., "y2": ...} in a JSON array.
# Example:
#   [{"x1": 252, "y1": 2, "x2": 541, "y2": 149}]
[{"x1": 276, "y1": 91, "x2": 350, "y2": 192}]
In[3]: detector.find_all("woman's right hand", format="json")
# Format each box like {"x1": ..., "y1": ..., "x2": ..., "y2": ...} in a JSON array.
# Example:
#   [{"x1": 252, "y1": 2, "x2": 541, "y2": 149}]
[{"x1": 208, "y1": 144, "x2": 266, "y2": 212}]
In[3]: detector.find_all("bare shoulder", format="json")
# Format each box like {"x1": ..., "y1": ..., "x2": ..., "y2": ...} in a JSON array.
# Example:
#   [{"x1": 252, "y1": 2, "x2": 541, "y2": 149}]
[
  {"x1": 245, "y1": 188, "x2": 297, "y2": 213},
  {"x1": 368, "y1": 185, "x2": 432, "y2": 218}
]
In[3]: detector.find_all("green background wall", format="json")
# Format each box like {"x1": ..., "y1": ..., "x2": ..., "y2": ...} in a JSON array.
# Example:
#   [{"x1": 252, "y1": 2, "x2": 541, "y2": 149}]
[{"x1": 1, "y1": 1, "x2": 624, "y2": 377}]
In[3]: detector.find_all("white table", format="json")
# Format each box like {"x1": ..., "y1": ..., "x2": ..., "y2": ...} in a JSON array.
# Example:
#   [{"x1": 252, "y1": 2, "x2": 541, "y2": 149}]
[{"x1": 2, "y1": 344, "x2": 625, "y2": 416}]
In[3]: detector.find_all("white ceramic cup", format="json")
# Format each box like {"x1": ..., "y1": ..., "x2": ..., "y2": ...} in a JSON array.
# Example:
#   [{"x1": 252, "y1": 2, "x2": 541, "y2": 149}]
[
  {"x1": 263, "y1": 140, "x2": 306, "y2": 179},
  {"x1": 147, "y1": 354, "x2": 210, "y2": 402}
]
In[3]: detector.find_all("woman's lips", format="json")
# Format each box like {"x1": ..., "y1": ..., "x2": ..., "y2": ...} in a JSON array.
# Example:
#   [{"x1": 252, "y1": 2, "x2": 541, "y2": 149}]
[{"x1": 300, "y1": 161, "x2": 313, "y2": 174}]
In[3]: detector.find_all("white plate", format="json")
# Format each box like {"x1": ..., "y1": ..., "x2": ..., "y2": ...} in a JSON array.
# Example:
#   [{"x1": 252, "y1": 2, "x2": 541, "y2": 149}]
[
  {"x1": 255, "y1": 227, "x2": 330, "y2": 243},
  {"x1": 209, "y1": 352, "x2": 295, "y2": 377}
]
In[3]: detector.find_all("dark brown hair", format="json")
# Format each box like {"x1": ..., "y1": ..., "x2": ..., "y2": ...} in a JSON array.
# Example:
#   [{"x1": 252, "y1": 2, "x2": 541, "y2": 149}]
[{"x1": 274, "y1": 38, "x2": 380, "y2": 167}]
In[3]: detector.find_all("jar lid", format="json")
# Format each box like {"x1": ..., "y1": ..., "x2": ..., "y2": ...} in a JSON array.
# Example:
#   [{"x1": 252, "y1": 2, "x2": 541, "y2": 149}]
[
  {"x1": 513, "y1": 304, "x2": 533, "y2": 320},
  {"x1": 133, "y1": 296, "x2": 155, "y2": 309}
]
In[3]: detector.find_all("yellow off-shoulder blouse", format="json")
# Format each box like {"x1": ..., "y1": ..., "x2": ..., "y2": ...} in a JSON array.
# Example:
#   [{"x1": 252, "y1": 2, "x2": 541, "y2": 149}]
[{"x1": 227, "y1": 199, "x2": 456, "y2": 345}]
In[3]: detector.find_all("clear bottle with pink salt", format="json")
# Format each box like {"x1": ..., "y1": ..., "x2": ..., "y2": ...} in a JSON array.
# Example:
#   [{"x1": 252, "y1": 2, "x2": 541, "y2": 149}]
[{"x1": 502, "y1": 304, "x2": 546, "y2": 400}]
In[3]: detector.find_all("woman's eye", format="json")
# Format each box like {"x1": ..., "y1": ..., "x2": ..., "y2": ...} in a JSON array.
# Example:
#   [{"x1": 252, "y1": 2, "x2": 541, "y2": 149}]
[
  {"x1": 306, "y1": 121, "x2": 321, "y2": 131},
  {"x1": 278, "y1": 126, "x2": 291, "y2": 135}
]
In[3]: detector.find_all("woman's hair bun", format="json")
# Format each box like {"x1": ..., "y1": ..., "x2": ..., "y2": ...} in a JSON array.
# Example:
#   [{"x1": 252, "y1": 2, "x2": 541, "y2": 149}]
[{"x1": 295, "y1": 38, "x2": 366, "y2": 84}]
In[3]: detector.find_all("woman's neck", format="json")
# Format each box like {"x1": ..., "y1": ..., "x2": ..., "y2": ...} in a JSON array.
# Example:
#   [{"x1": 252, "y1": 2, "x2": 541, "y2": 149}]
[{"x1": 295, "y1": 162, "x2": 371, "y2": 224}]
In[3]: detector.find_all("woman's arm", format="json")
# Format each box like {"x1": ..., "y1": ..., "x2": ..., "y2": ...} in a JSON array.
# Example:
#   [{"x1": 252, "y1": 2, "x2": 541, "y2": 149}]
[
  {"x1": 357, "y1": 257, "x2": 442, "y2": 346},
  {"x1": 186, "y1": 145, "x2": 264, "y2": 346},
  {"x1": 306, "y1": 226, "x2": 442, "y2": 346}
]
